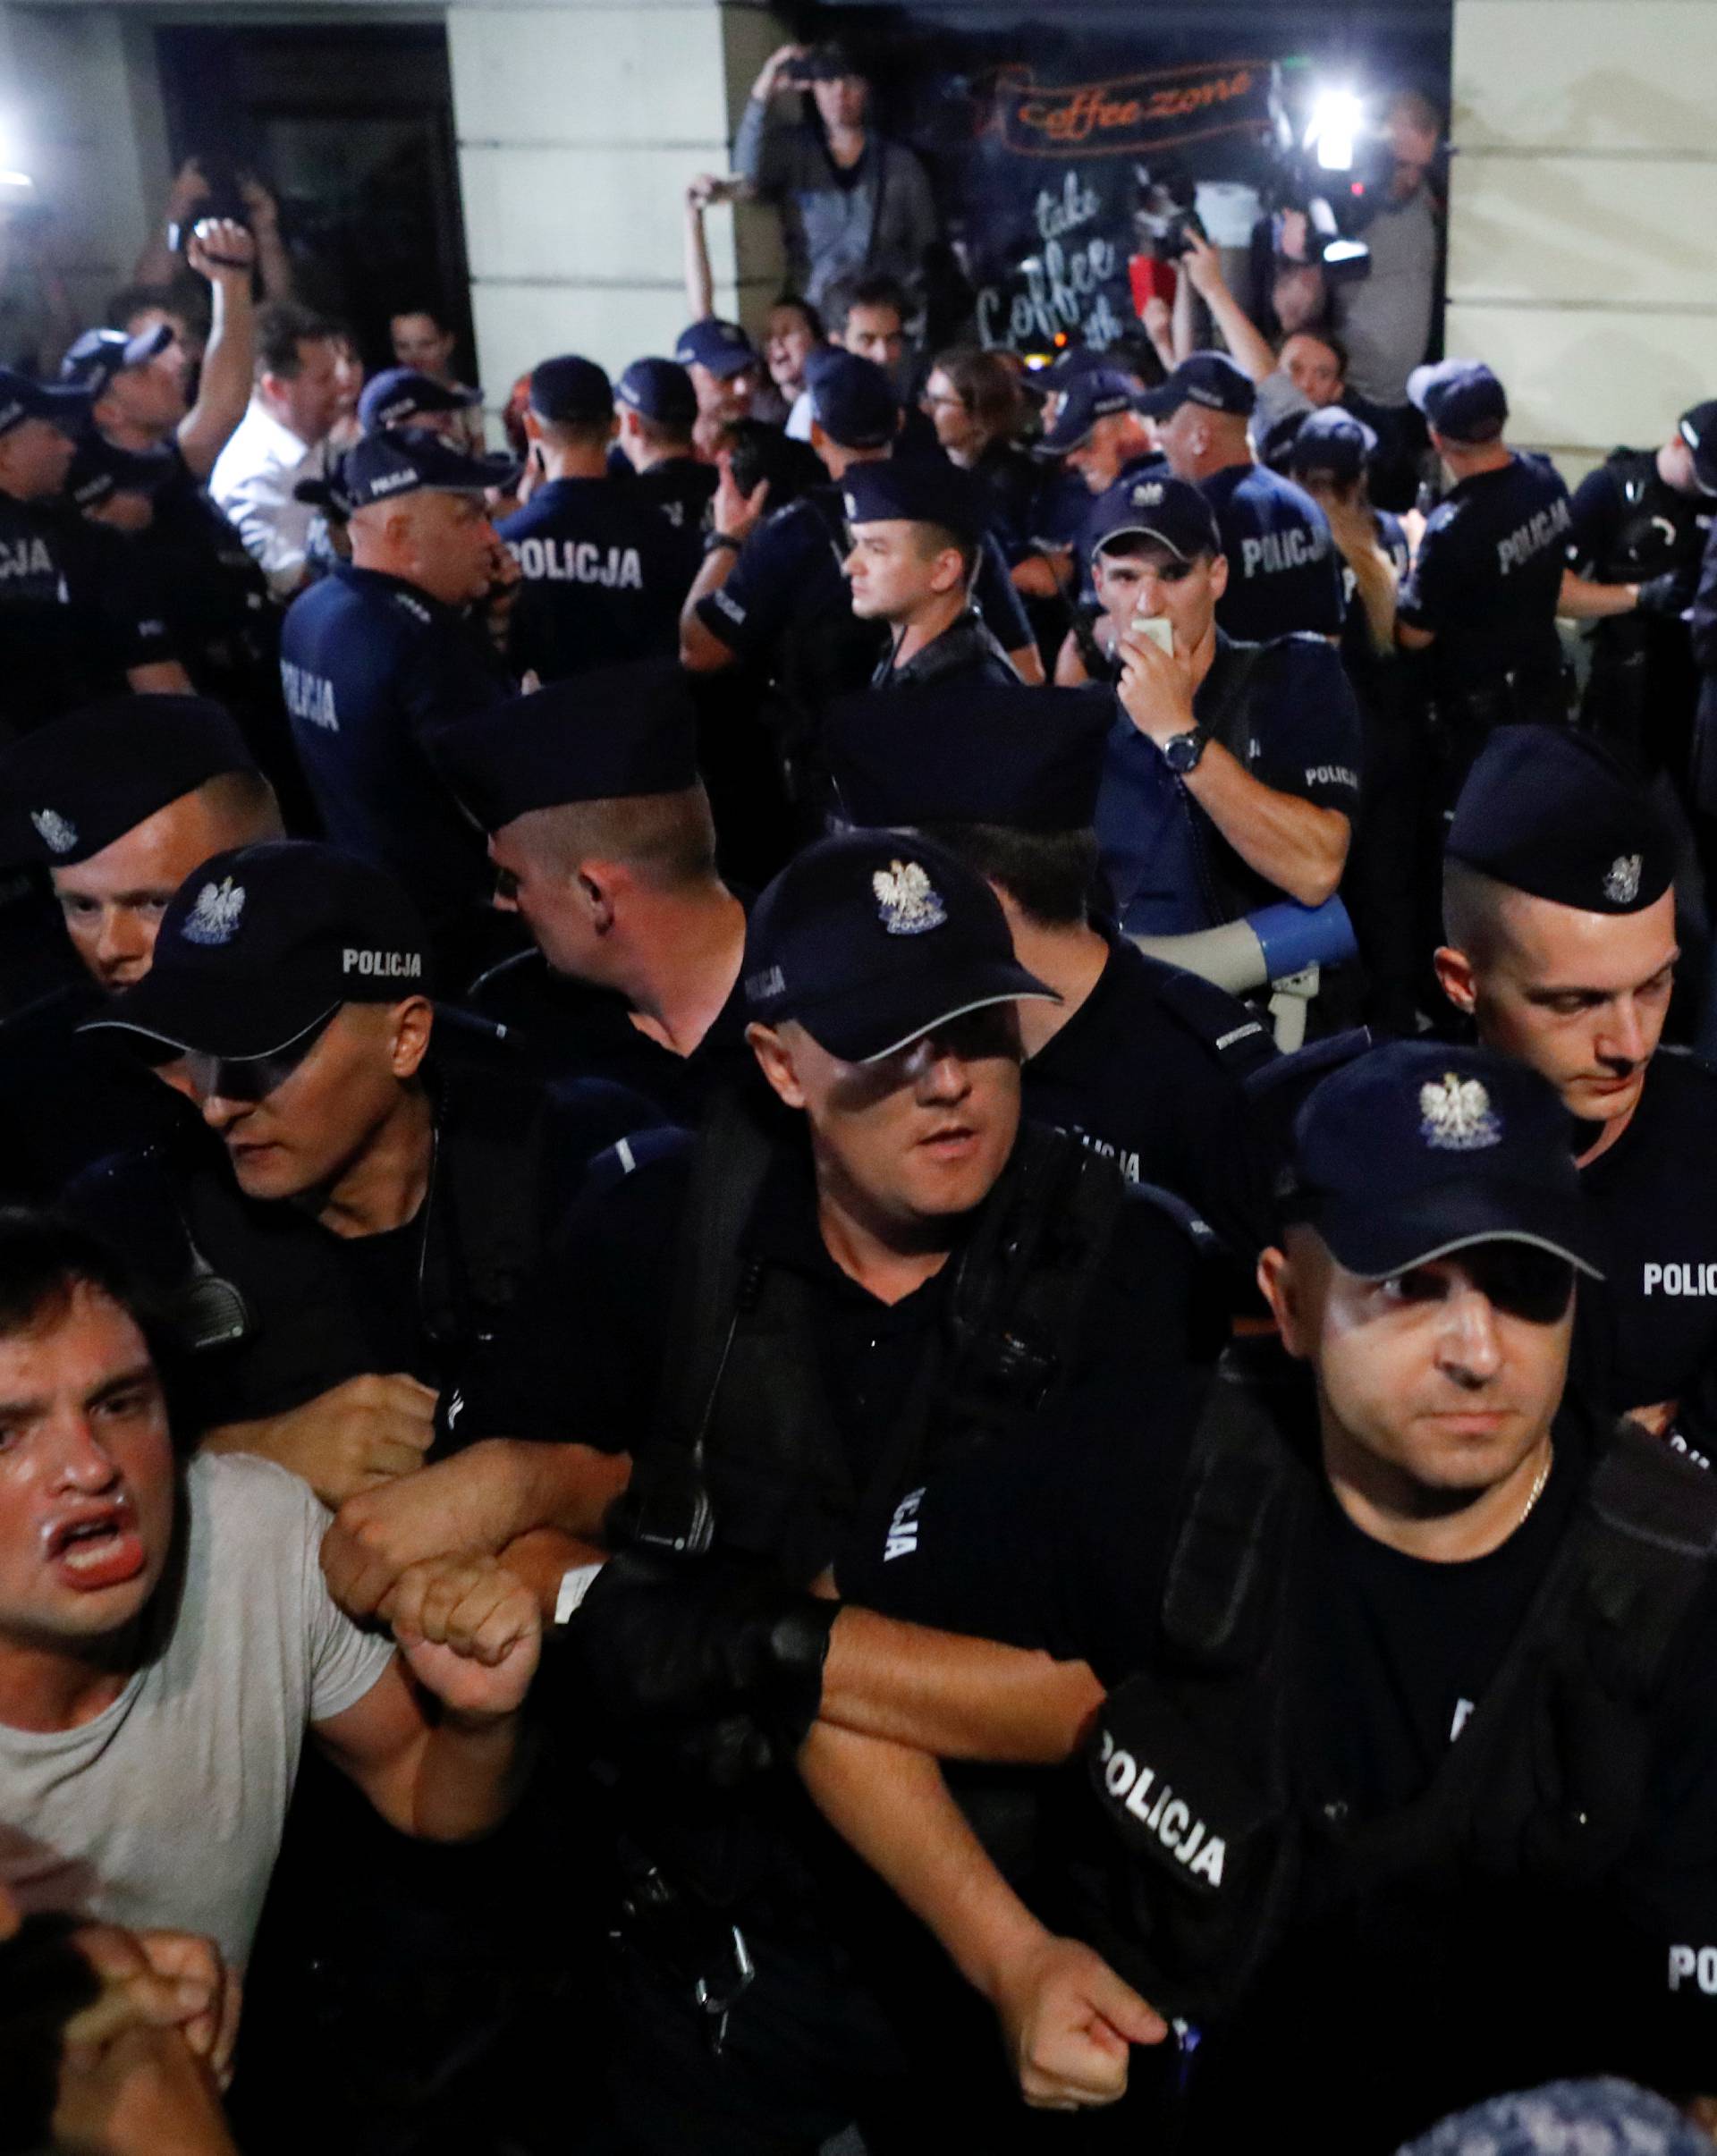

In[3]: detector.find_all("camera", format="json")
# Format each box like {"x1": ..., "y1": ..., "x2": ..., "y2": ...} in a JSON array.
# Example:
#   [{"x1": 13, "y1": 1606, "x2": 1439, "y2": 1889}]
[
  {"x1": 165, "y1": 152, "x2": 252, "y2": 254},
  {"x1": 1134, "y1": 159, "x2": 1207, "y2": 264}
]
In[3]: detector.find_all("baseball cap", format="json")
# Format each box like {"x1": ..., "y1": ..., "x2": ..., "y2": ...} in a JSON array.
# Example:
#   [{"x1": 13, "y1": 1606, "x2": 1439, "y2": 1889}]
[
  {"x1": 825, "y1": 683, "x2": 1112, "y2": 835},
  {"x1": 1446, "y1": 725, "x2": 1674, "y2": 915},
  {"x1": 429, "y1": 661, "x2": 700, "y2": 833},
  {"x1": 674, "y1": 318, "x2": 757, "y2": 382},
  {"x1": 805, "y1": 348, "x2": 898, "y2": 450},
  {"x1": 0, "y1": 696, "x2": 257, "y2": 867},
  {"x1": 82, "y1": 840, "x2": 432, "y2": 1061},
  {"x1": 63, "y1": 432, "x2": 178, "y2": 513},
  {"x1": 1087, "y1": 471, "x2": 1222, "y2": 561},
  {"x1": 341, "y1": 427, "x2": 519, "y2": 509},
  {"x1": 358, "y1": 367, "x2": 481, "y2": 435},
  {"x1": 58, "y1": 324, "x2": 173, "y2": 402},
  {"x1": 1281, "y1": 1039, "x2": 1603, "y2": 1281},
  {"x1": 0, "y1": 365, "x2": 92, "y2": 439},
  {"x1": 1137, "y1": 351, "x2": 1256, "y2": 421},
  {"x1": 742, "y1": 829, "x2": 1056, "y2": 1064},
  {"x1": 529, "y1": 354, "x2": 613, "y2": 427},
  {"x1": 616, "y1": 358, "x2": 698, "y2": 430},
  {"x1": 1408, "y1": 359, "x2": 1508, "y2": 442},
  {"x1": 1037, "y1": 368, "x2": 1139, "y2": 456},
  {"x1": 1677, "y1": 399, "x2": 1717, "y2": 495},
  {"x1": 1285, "y1": 406, "x2": 1378, "y2": 484},
  {"x1": 842, "y1": 458, "x2": 989, "y2": 544}
]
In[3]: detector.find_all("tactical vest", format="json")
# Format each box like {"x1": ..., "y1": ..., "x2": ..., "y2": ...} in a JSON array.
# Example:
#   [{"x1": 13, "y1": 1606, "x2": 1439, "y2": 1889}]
[
  {"x1": 637, "y1": 1091, "x2": 1131, "y2": 1585},
  {"x1": 1067, "y1": 1342, "x2": 1717, "y2": 2025}
]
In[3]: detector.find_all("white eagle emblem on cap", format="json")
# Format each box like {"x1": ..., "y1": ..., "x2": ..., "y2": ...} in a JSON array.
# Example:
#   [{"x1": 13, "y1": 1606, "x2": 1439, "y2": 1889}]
[
  {"x1": 1130, "y1": 481, "x2": 1164, "y2": 508},
  {"x1": 29, "y1": 808, "x2": 77, "y2": 855},
  {"x1": 1603, "y1": 853, "x2": 1643, "y2": 906},
  {"x1": 1419, "y1": 1072, "x2": 1501, "y2": 1152},
  {"x1": 872, "y1": 859, "x2": 946, "y2": 936},
  {"x1": 182, "y1": 876, "x2": 245, "y2": 947}
]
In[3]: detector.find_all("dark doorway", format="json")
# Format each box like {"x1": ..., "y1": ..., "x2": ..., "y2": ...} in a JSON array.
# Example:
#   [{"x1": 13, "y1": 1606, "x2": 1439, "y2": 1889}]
[{"x1": 154, "y1": 21, "x2": 474, "y2": 376}]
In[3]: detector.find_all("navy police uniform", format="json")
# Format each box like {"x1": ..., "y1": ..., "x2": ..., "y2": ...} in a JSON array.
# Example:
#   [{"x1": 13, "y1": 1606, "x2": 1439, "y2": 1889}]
[
  {"x1": 838, "y1": 1040, "x2": 1717, "y2": 2154},
  {"x1": 616, "y1": 359, "x2": 718, "y2": 535},
  {"x1": 1139, "y1": 355, "x2": 1342, "y2": 643},
  {"x1": 500, "y1": 356, "x2": 701, "y2": 681},
  {"x1": 841, "y1": 460, "x2": 1021, "y2": 691},
  {"x1": 277, "y1": 427, "x2": 520, "y2": 975}
]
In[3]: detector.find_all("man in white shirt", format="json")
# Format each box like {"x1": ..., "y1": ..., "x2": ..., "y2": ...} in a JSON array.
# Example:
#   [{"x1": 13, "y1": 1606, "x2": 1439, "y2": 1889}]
[
  {"x1": 0, "y1": 1212, "x2": 538, "y2": 1974},
  {"x1": 209, "y1": 300, "x2": 344, "y2": 598}
]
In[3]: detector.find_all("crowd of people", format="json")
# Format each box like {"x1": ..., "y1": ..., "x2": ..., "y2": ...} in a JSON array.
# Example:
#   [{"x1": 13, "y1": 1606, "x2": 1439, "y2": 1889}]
[{"x1": 4, "y1": 36, "x2": 1717, "y2": 2156}]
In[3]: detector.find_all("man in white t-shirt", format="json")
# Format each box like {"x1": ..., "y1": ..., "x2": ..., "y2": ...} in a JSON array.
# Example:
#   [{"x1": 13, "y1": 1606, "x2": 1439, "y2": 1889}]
[{"x1": 0, "y1": 1213, "x2": 538, "y2": 1974}]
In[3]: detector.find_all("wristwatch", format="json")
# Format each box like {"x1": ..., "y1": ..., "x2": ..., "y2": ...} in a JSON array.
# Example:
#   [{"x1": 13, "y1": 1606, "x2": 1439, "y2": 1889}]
[
  {"x1": 1160, "y1": 725, "x2": 1209, "y2": 775},
  {"x1": 704, "y1": 530, "x2": 743, "y2": 556}
]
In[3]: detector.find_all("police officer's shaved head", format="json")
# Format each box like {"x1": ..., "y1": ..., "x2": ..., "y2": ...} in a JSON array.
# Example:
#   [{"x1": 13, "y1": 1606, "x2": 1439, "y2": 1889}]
[{"x1": 504, "y1": 792, "x2": 717, "y2": 893}]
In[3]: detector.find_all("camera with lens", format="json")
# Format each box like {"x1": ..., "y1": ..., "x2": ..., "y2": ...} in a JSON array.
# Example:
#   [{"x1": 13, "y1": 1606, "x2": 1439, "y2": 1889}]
[
  {"x1": 1134, "y1": 159, "x2": 1207, "y2": 264},
  {"x1": 1255, "y1": 145, "x2": 1372, "y2": 285},
  {"x1": 165, "y1": 152, "x2": 252, "y2": 255}
]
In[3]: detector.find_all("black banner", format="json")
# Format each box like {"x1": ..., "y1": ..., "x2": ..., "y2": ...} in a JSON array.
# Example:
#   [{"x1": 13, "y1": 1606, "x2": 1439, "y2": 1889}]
[{"x1": 985, "y1": 59, "x2": 1270, "y2": 161}]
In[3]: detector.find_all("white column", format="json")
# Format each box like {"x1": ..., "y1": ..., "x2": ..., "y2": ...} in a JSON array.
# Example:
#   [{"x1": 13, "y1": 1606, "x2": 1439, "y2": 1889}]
[{"x1": 1448, "y1": 0, "x2": 1717, "y2": 484}]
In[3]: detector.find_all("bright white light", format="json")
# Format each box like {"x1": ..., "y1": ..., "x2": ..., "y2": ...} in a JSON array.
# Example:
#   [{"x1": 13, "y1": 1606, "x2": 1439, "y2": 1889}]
[
  {"x1": 0, "y1": 111, "x2": 33, "y2": 193},
  {"x1": 1304, "y1": 88, "x2": 1363, "y2": 173}
]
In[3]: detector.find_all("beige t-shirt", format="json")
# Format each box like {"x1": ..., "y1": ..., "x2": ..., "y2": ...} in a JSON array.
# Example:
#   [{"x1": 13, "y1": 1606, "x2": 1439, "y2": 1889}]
[{"x1": 0, "y1": 1451, "x2": 393, "y2": 1967}]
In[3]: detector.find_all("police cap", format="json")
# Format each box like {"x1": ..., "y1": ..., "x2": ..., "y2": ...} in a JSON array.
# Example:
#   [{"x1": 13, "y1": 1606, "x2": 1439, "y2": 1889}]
[
  {"x1": 83, "y1": 840, "x2": 432, "y2": 1061},
  {"x1": 1285, "y1": 406, "x2": 1378, "y2": 484},
  {"x1": 58, "y1": 323, "x2": 173, "y2": 402},
  {"x1": 617, "y1": 358, "x2": 698, "y2": 429},
  {"x1": 0, "y1": 695, "x2": 258, "y2": 867},
  {"x1": 743, "y1": 828, "x2": 1056, "y2": 1064},
  {"x1": 825, "y1": 683, "x2": 1111, "y2": 834},
  {"x1": 1407, "y1": 358, "x2": 1508, "y2": 443},
  {"x1": 358, "y1": 366, "x2": 481, "y2": 435},
  {"x1": 293, "y1": 448, "x2": 358, "y2": 521},
  {"x1": 674, "y1": 318, "x2": 757, "y2": 381},
  {"x1": 1282, "y1": 1039, "x2": 1603, "y2": 1281},
  {"x1": 429, "y1": 660, "x2": 699, "y2": 833},
  {"x1": 1677, "y1": 399, "x2": 1717, "y2": 496},
  {"x1": 1136, "y1": 351, "x2": 1256, "y2": 421},
  {"x1": 529, "y1": 354, "x2": 613, "y2": 426},
  {"x1": 1446, "y1": 725, "x2": 1675, "y2": 915},
  {"x1": 1088, "y1": 472, "x2": 1221, "y2": 562},
  {"x1": 1037, "y1": 368, "x2": 1139, "y2": 456},
  {"x1": 342, "y1": 427, "x2": 519, "y2": 509},
  {"x1": 63, "y1": 432, "x2": 177, "y2": 513},
  {"x1": 842, "y1": 459, "x2": 988, "y2": 544},
  {"x1": 805, "y1": 348, "x2": 897, "y2": 451},
  {"x1": 0, "y1": 365, "x2": 91, "y2": 438}
]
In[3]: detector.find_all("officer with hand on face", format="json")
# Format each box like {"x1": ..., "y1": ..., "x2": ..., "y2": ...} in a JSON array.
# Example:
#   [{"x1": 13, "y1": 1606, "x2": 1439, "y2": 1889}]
[
  {"x1": 0, "y1": 696, "x2": 283, "y2": 1195},
  {"x1": 1081, "y1": 475, "x2": 1360, "y2": 939},
  {"x1": 1140, "y1": 351, "x2": 1344, "y2": 644},
  {"x1": 684, "y1": 1037, "x2": 1717, "y2": 2154},
  {"x1": 277, "y1": 425, "x2": 520, "y2": 980},
  {"x1": 842, "y1": 458, "x2": 1022, "y2": 688},
  {"x1": 446, "y1": 828, "x2": 1228, "y2": 2156},
  {"x1": 498, "y1": 355, "x2": 702, "y2": 682},
  {"x1": 1566, "y1": 397, "x2": 1717, "y2": 785},
  {"x1": 1434, "y1": 723, "x2": 1717, "y2": 1462},
  {"x1": 614, "y1": 357, "x2": 719, "y2": 535},
  {"x1": 431, "y1": 661, "x2": 755, "y2": 1122},
  {"x1": 824, "y1": 679, "x2": 1277, "y2": 1257}
]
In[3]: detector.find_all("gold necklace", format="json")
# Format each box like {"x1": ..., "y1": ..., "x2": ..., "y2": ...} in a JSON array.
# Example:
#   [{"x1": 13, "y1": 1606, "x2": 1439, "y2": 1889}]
[{"x1": 1515, "y1": 1443, "x2": 1554, "y2": 1530}]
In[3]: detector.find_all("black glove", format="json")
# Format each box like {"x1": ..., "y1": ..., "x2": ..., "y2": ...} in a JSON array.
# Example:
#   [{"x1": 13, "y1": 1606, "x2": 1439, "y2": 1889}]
[
  {"x1": 1635, "y1": 568, "x2": 1696, "y2": 618},
  {"x1": 573, "y1": 1549, "x2": 837, "y2": 1781}
]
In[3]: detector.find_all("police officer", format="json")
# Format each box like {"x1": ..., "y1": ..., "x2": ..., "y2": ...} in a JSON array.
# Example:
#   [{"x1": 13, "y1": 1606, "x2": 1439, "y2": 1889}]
[
  {"x1": 1398, "y1": 359, "x2": 1643, "y2": 791},
  {"x1": 430, "y1": 662, "x2": 755, "y2": 1121},
  {"x1": 1082, "y1": 477, "x2": 1360, "y2": 938},
  {"x1": 497, "y1": 354, "x2": 702, "y2": 683},
  {"x1": 277, "y1": 425, "x2": 520, "y2": 979},
  {"x1": 673, "y1": 315, "x2": 764, "y2": 434},
  {"x1": 614, "y1": 356, "x2": 719, "y2": 534},
  {"x1": 842, "y1": 458, "x2": 1021, "y2": 688},
  {"x1": 825, "y1": 679, "x2": 1277, "y2": 1256},
  {"x1": 444, "y1": 826, "x2": 1225, "y2": 2156},
  {"x1": 1435, "y1": 723, "x2": 1717, "y2": 1461},
  {"x1": 1138, "y1": 351, "x2": 1343, "y2": 645},
  {"x1": 681, "y1": 350, "x2": 1039, "y2": 745},
  {"x1": 0, "y1": 365, "x2": 190, "y2": 729},
  {"x1": 0, "y1": 694, "x2": 280, "y2": 1195},
  {"x1": 356, "y1": 364, "x2": 485, "y2": 440},
  {"x1": 1565, "y1": 397, "x2": 1717, "y2": 782},
  {"x1": 1035, "y1": 365, "x2": 1162, "y2": 615},
  {"x1": 774, "y1": 1035, "x2": 1717, "y2": 2152}
]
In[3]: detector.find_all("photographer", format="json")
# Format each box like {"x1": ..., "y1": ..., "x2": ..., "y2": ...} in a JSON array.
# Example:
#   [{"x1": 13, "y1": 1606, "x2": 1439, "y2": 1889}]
[
  {"x1": 1329, "y1": 89, "x2": 1445, "y2": 413},
  {"x1": 734, "y1": 40, "x2": 938, "y2": 316}
]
